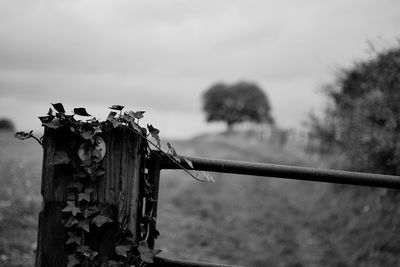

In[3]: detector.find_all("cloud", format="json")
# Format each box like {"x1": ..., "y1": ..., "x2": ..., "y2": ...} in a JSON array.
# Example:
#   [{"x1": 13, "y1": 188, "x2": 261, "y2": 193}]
[{"x1": 0, "y1": 0, "x2": 399, "y2": 137}]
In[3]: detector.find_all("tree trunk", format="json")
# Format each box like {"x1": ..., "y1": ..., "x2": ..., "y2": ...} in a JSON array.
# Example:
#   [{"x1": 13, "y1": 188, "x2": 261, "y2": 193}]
[{"x1": 226, "y1": 122, "x2": 235, "y2": 133}]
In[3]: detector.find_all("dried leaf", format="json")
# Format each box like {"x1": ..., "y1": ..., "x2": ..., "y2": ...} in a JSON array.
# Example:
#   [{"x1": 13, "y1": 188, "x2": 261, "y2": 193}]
[
  {"x1": 74, "y1": 108, "x2": 91, "y2": 116},
  {"x1": 184, "y1": 158, "x2": 194, "y2": 169},
  {"x1": 52, "y1": 103, "x2": 65, "y2": 113},
  {"x1": 109, "y1": 105, "x2": 124, "y2": 111},
  {"x1": 92, "y1": 215, "x2": 113, "y2": 227},
  {"x1": 115, "y1": 245, "x2": 131, "y2": 257},
  {"x1": 201, "y1": 171, "x2": 215, "y2": 183},
  {"x1": 137, "y1": 240, "x2": 162, "y2": 263},
  {"x1": 14, "y1": 131, "x2": 32, "y2": 140}
]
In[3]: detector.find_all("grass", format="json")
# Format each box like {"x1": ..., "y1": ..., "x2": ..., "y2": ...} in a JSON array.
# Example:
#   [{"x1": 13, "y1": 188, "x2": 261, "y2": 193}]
[
  {"x1": 0, "y1": 132, "x2": 42, "y2": 266},
  {"x1": 0, "y1": 131, "x2": 399, "y2": 266}
]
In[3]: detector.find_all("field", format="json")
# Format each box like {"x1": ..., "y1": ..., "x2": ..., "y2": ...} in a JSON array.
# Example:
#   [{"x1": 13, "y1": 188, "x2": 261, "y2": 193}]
[{"x1": 1, "y1": 131, "x2": 399, "y2": 266}]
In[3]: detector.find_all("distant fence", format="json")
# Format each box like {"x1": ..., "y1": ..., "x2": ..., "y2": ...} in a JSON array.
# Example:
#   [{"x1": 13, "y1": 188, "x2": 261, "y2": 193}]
[{"x1": 36, "y1": 127, "x2": 400, "y2": 267}]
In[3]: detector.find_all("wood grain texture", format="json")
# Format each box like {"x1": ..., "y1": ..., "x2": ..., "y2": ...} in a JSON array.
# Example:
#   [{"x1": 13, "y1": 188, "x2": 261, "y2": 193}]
[{"x1": 36, "y1": 125, "x2": 144, "y2": 266}]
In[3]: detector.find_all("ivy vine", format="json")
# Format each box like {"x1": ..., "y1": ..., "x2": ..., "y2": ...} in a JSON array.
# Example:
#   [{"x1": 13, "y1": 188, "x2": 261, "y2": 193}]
[{"x1": 15, "y1": 103, "x2": 214, "y2": 267}]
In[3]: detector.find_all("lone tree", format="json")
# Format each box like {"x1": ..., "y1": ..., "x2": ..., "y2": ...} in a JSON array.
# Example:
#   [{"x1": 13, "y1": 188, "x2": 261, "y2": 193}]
[
  {"x1": 202, "y1": 81, "x2": 274, "y2": 131},
  {"x1": 0, "y1": 118, "x2": 15, "y2": 132}
]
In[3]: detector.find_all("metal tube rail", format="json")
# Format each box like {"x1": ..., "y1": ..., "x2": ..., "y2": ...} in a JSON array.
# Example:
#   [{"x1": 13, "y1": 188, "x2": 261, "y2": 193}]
[
  {"x1": 152, "y1": 257, "x2": 243, "y2": 267},
  {"x1": 157, "y1": 152, "x2": 400, "y2": 189}
]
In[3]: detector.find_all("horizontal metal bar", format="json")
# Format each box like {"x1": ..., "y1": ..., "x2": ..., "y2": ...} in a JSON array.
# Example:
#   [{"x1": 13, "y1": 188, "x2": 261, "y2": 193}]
[
  {"x1": 157, "y1": 152, "x2": 400, "y2": 189},
  {"x1": 152, "y1": 256, "x2": 244, "y2": 267}
]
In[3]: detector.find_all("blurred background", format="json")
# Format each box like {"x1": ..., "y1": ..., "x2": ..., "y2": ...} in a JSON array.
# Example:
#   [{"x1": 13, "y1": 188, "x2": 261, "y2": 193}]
[{"x1": 1, "y1": 0, "x2": 400, "y2": 266}]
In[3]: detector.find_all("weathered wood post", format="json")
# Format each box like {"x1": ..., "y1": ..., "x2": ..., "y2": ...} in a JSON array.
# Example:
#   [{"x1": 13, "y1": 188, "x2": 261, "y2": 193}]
[{"x1": 35, "y1": 124, "x2": 145, "y2": 266}]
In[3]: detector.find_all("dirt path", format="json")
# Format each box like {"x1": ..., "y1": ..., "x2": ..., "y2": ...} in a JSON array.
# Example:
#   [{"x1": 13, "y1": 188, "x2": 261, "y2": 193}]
[{"x1": 156, "y1": 137, "x2": 336, "y2": 266}]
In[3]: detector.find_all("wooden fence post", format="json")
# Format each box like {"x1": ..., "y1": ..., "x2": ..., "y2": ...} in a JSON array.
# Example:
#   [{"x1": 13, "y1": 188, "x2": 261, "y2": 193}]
[{"x1": 35, "y1": 125, "x2": 145, "y2": 266}]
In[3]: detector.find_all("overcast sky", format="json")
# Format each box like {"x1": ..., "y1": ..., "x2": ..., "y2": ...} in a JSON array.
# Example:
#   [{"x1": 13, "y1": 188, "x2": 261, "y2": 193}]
[{"x1": 0, "y1": 0, "x2": 399, "y2": 138}]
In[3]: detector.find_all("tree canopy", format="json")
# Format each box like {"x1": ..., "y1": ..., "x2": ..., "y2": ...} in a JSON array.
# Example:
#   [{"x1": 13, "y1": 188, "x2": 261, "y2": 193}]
[
  {"x1": 308, "y1": 45, "x2": 400, "y2": 174},
  {"x1": 202, "y1": 81, "x2": 274, "y2": 131},
  {"x1": 0, "y1": 118, "x2": 15, "y2": 132}
]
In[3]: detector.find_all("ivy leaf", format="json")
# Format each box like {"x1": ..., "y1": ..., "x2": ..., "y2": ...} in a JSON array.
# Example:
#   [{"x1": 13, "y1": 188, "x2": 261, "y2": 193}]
[
  {"x1": 123, "y1": 111, "x2": 135, "y2": 122},
  {"x1": 130, "y1": 121, "x2": 143, "y2": 133},
  {"x1": 167, "y1": 142, "x2": 178, "y2": 157},
  {"x1": 109, "y1": 105, "x2": 124, "y2": 111},
  {"x1": 126, "y1": 110, "x2": 146, "y2": 119},
  {"x1": 184, "y1": 158, "x2": 194, "y2": 169},
  {"x1": 74, "y1": 108, "x2": 91, "y2": 117},
  {"x1": 135, "y1": 111, "x2": 145, "y2": 119},
  {"x1": 82, "y1": 206, "x2": 100, "y2": 218},
  {"x1": 50, "y1": 151, "x2": 70, "y2": 165},
  {"x1": 68, "y1": 182, "x2": 84, "y2": 192},
  {"x1": 42, "y1": 118, "x2": 62, "y2": 129},
  {"x1": 77, "y1": 246, "x2": 98, "y2": 261},
  {"x1": 111, "y1": 119, "x2": 121, "y2": 128},
  {"x1": 147, "y1": 124, "x2": 159, "y2": 135},
  {"x1": 78, "y1": 188, "x2": 93, "y2": 202},
  {"x1": 52, "y1": 103, "x2": 65, "y2": 114},
  {"x1": 80, "y1": 130, "x2": 93, "y2": 140},
  {"x1": 92, "y1": 215, "x2": 113, "y2": 227},
  {"x1": 64, "y1": 216, "x2": 79, "y2": 228},
  {"x1": 67, "y1": 254, "x2": 80, "y2": 267},
  {"x1": 137, "y1": 240, "x2": 162, "y2": 263},
  {"x1": 77, "y1": 219, "x2": 90, "y2": 232},
  {"x1": 62, "y1": 201, "x2": 81, "y2": 216},
  {"x1": 107, "y1": 111, "x2": 117, "y2": 121},
  {"x1": 115, "y1": 245, "x2": 131, "y2": 257},
  {"x1": 147, "y1": 124, "x2": 160, "y2": 147},
  {"x1": 66, "y1": 232, "x2": 81, "y2": 245},
  {"x1": 38, "y1": 115, "x2": 54, "y2": 123},
  {"x1": 47, "y1": 108, "x2": 54, "y2": 116},
  {"x1": 150, "y1": 228, "x2": 160, "y2": 240}
]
